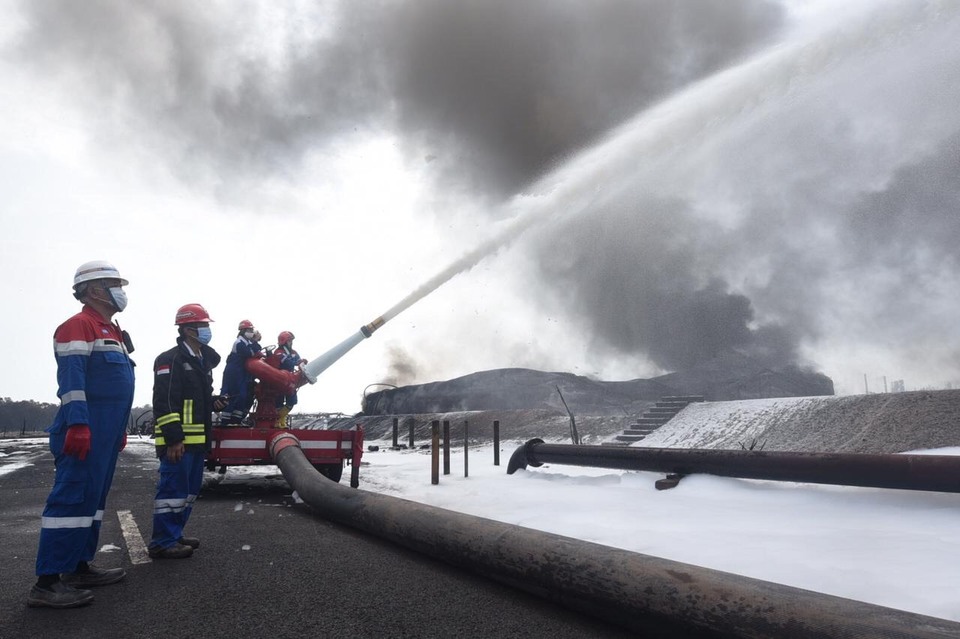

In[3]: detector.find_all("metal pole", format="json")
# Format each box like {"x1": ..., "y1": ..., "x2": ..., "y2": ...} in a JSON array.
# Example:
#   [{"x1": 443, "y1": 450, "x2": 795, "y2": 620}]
[
  {"x1": 350, "y1": 424, "x2": 362, "y2": 488},
  {"x1": 493, "y1": 420, "x2": 500, "y2": 466},
  {"x1": 392, "y1": 417, "x2": 398, "y2": 448},
  {"x1": 464, "y1": 420, "x2": 469, "y2": 478},
  {"x1": 408, "y1": 418, "x2": 415, "y2": 449},
  {"x1": 431, "y1": 420, "x2": 440, "y2": 485},
  {"x1": 443, "y1": 420, "x2": 451, "y2": 475}
]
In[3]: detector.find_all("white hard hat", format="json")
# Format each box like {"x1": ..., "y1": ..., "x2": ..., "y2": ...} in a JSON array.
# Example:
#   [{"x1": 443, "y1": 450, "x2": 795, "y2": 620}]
[{"x1": 73, "y1": 260, "x2": 129, "y2": 289}]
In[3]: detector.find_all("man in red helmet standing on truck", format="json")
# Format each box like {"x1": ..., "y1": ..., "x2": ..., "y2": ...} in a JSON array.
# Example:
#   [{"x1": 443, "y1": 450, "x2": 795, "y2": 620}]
[
  {"x1": 29, "y1": 261, "x2": 135, "y2": 608},
  {"x1": 219, "y1": 319, "x2": 262, "y2": 425},
  {"x1": 274, "y1": 331, "x2": 307, "y2": 428},
  {"x1": 148, "y1": 303, "x2": 225, "y2": 559}
]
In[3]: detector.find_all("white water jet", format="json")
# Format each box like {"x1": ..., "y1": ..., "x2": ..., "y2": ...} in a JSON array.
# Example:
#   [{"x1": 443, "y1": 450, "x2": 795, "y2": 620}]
[{"x1": 308, "y1": 0, "x2": 960, "y2": 379}]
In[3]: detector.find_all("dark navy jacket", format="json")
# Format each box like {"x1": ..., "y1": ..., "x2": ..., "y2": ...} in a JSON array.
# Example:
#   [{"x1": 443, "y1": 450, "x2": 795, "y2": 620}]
[{"x1": 153, "y1": 338, "x2": 221, "y2": 456}]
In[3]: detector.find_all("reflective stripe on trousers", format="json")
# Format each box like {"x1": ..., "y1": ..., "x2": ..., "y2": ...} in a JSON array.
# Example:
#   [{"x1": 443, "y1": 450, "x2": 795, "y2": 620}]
[
  {"x1": 150, "y1": 450, "x2": 206, "y2": 549},
  {"x1": 36, "y1": 402, "x2": 126, "y2": 576}
]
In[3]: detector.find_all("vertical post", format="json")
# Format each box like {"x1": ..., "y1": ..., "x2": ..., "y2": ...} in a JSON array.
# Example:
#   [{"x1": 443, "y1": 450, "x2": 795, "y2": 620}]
[
  {"x1": 350, "y1": 424, "x2": 363, "y2": 489},
  {"x1": 431, "y1": 420, "x2": 440, "y2": 485},
  {"x1": 392, "y1": 417, "x2": 398, "y2": 448},
  {"x1": 408, "y1": 418, "x2": 415, "y2": 449},
  {"x1": 443, "y1": 420, "x2": 451, "y2": 475},
  {"x1": 493, "y1": 420, "x2": 500, "y2": 466},
  {"x1": 464, "y1": 420, "x2": 469, "y2": 478}
]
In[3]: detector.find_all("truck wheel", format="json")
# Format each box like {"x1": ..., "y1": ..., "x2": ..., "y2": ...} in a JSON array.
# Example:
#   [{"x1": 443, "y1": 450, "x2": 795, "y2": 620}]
[{"x1": 313, "y1": 463, "x2": 343, "y2": 483}]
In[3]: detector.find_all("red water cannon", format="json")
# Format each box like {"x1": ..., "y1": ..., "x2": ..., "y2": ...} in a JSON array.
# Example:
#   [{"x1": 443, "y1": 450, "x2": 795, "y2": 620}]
[{"x1": 244, "y1": 355, "x2": 309, "y2": 428}]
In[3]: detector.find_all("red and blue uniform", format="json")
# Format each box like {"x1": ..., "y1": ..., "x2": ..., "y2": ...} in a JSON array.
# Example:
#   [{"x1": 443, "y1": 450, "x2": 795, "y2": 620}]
[
  {"x1": 275, "y1": 344, "x2": 302, "y2": 409},
  {"x1": 36, "y1": 305, "x2": 135, "y2": 576},
  {"x1": 219, "y1": 336, "x2": 261, "y2": 424}
]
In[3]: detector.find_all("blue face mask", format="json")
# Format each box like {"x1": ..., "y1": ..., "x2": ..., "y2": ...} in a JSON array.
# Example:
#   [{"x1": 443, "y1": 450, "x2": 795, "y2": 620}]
[
  {"x1": 105, "y1": 286, "x2": 128, "y2": 312},
  {"x1": 196, "y1": 327, "x2": 213, "y2": 345}
]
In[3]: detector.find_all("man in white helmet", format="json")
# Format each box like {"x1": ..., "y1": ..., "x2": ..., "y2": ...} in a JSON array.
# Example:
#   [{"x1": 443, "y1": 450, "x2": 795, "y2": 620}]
[{"x1": 28, "y1": 261, "x2": 135, "y2": 608}]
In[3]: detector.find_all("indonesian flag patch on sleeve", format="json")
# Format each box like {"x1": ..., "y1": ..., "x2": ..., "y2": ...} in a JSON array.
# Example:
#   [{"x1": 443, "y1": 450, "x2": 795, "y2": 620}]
[{"x1": 156, "y1": 364, "x2": 171, "y2": 375}]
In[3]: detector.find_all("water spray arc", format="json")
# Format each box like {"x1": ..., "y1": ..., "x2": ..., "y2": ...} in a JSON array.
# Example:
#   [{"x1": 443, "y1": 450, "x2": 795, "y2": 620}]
[
  {"x1": 260, "y1": 6, "x2": 960, "y2": 634},
  {"x1": 302, "y1": 211, "x2": 543, "y2": 383},
  {"x1": 302, "y1": 2, "x2": 960, "y2": 387}
]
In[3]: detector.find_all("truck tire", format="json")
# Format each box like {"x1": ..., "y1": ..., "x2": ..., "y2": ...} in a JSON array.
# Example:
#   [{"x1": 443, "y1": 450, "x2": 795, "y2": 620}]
[{"x1": 313, "y1": 463, "x2": 343, "y2": 483}]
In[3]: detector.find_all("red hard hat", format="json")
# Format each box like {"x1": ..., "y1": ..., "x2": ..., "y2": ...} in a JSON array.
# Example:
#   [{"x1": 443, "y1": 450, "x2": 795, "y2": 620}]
[
  {"x1": 278, "y1": 331, "x2": 295, "y2": 346},
  {"x1": 175, "y1": 303, "x2": 213, "y2": 325},
  {"x1": 238, "y1": 319, "x2": 254, "y2": 331}
]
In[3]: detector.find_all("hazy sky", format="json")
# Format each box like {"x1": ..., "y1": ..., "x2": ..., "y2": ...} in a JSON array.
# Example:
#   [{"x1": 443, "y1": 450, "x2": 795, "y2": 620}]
[{"x1": 2, "y1": 0, "x2": 959, "y2": 414}]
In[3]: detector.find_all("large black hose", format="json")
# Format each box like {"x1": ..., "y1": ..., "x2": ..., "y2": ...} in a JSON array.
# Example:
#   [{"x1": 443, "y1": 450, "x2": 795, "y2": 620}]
[
  {"x1": 507, "y1": 439, "x2": 960, "y2": 492},
  {"x1": 270, "y1": 432, "x2": 960, "y2": 638}
]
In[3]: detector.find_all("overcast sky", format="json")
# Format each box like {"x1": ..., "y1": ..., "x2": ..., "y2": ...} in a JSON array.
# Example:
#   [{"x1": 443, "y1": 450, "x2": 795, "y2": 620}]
[{"x1": 2, "y1": 0, "x2": 959, "y2": 414}]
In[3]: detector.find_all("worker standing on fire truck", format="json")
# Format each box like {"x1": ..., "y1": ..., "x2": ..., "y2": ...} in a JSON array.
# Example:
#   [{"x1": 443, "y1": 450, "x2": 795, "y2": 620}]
[
  {"x1": 274, "y1": 331, "x2": 307, "y2": 428},
  {"x1": 219, "y1": 319, "x2": 262, "y2": 425},
  {"x1": 148, "y1": 303, "x2": 224, "y2": 559},
  {"x1": 29, "y1": 261, "x2": 134, "y2": 608}
]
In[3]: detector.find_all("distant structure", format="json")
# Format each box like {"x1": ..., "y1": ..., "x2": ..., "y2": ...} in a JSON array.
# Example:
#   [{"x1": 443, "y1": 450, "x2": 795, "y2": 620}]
[{"x1": 363, "y1": 351, "x2": 834, "y2": 416}]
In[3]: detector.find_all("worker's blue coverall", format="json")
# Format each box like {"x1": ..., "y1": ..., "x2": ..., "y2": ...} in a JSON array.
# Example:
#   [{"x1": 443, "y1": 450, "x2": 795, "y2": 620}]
[
  {"x1": 36, "y1": 305, "x2": 135, "y2": 576},
  {"x1": 219, "y1": 335, "x2": 261, "y2": 424}
]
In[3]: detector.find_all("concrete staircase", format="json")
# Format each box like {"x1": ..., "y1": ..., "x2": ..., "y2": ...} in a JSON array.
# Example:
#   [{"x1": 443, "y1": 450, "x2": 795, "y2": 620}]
[{"x1": 604, "y1": 396, "x2": 705, "y2": 446}]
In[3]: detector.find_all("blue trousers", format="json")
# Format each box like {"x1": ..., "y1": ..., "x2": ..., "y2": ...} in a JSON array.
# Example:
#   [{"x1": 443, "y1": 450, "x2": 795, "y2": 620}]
[
  {"x1": 36, "y1": 403, "x2": 125, "y2": 576},
  {"x1": 150, "y1": 450, "x2": 205, "y2": 549}
]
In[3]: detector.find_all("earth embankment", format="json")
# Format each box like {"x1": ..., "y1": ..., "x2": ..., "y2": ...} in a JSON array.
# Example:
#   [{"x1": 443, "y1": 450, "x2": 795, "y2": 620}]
[
  {"x1": 332, "y1": 390, "x2": 960, "y2": 453},
  {"x1": 636, "y1": 390, "x2": 960, "y2": 453}
]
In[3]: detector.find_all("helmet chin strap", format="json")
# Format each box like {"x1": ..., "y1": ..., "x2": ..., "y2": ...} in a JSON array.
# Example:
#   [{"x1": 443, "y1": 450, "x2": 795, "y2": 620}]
[
  {"x1": 84, "y1": 285, "x2": 116, "y2": 316},
  {"x1": 89, "y1": 282, "x2": 126, "y2": 312},
  {"x1": 180, "y1": 326, "x2": 202, "y2": 350}
]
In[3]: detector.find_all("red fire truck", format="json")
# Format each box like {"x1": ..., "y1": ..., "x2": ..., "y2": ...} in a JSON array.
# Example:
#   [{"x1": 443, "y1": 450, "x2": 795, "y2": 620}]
[{"x1": 206, "y1": 351, "x2": 363, "y2": 487}]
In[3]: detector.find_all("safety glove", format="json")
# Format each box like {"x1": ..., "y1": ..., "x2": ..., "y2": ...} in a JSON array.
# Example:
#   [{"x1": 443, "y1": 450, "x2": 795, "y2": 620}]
[{"x1": 64, "y1": 424, "x2": 92, "y2": 461}]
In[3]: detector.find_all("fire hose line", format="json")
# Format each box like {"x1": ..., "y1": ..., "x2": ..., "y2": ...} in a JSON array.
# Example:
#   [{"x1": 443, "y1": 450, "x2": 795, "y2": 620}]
[
  {"x1": 269, "y1": 433, "x2": 960, "y2": 639},
  {"x1": 506, "y1": 439, "x2": 960, "y2": 493}
]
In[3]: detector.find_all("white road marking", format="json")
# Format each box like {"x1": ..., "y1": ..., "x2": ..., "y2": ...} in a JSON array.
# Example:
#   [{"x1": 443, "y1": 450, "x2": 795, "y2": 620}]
[{"x1": 117, "y1": 509, "x2": 152, "y2": 565}]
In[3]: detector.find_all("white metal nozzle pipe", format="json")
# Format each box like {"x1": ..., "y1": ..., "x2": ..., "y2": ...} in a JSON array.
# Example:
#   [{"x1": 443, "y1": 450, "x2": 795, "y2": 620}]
[{"x1": 302, "y1": 317, "x2": 386, "y2": 383}]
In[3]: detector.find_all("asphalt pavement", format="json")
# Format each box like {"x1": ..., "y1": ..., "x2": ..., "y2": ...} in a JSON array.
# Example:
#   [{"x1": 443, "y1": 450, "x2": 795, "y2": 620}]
[{"x1": 0, "y1": 439, "x2": 632, "y2": 639}]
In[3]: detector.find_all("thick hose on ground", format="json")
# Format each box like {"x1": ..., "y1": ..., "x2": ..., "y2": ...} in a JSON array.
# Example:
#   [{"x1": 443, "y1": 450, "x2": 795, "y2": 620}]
[
  {"x1": 270, "y1": 433, "x2": 960, "y2": 638},
  {"x1": 506, "y1": 439, "x2": 960, "y2": 492}
]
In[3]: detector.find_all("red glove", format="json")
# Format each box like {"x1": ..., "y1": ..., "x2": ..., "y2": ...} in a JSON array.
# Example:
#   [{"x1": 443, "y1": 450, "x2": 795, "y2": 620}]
[
  {"x1": 64, "y1": 425, "x2": 91, "y2": 461},
  {"x1": 120, "y1": 432, "x2": 127, "y2": 452}
]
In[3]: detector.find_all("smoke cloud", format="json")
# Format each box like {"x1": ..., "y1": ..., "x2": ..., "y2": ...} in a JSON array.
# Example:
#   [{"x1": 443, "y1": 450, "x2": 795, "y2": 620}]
[
  {"x1": 377, "y1": 0, "x2": 783, "y2": 198},
  {"x1": 520, "y1": 3, "x2": 960, "y2": 378},
  {"x1": 9, "y1": 0, "x2": 781, "y2": 196},
  {"x1": 533, "y1": 197, "x2": 803, "y2": 371},
  {"x1": 9, "y1": 0, "x2": 960, "y2": 389}
]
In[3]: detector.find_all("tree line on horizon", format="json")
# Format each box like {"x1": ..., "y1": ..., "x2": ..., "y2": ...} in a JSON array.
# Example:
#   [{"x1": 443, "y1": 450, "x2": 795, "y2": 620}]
[{"x1": 0, "y1": 398, "x2": 153, "y2": 436}]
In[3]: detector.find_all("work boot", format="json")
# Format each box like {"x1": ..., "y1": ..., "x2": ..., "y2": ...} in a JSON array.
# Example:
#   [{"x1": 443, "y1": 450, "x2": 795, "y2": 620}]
[
  {"x1": 27, "y1": 582, "x2": 94, "y2": 609},
  {"x1": 178, "y1": 536, "x2": 200, "y2": 549},
  {"x1": 61, "y1": 564, "x2": 126, "y2": 588},
  {"x1": 148, "y1": 543, "x2": 194, "y2": 559}
]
